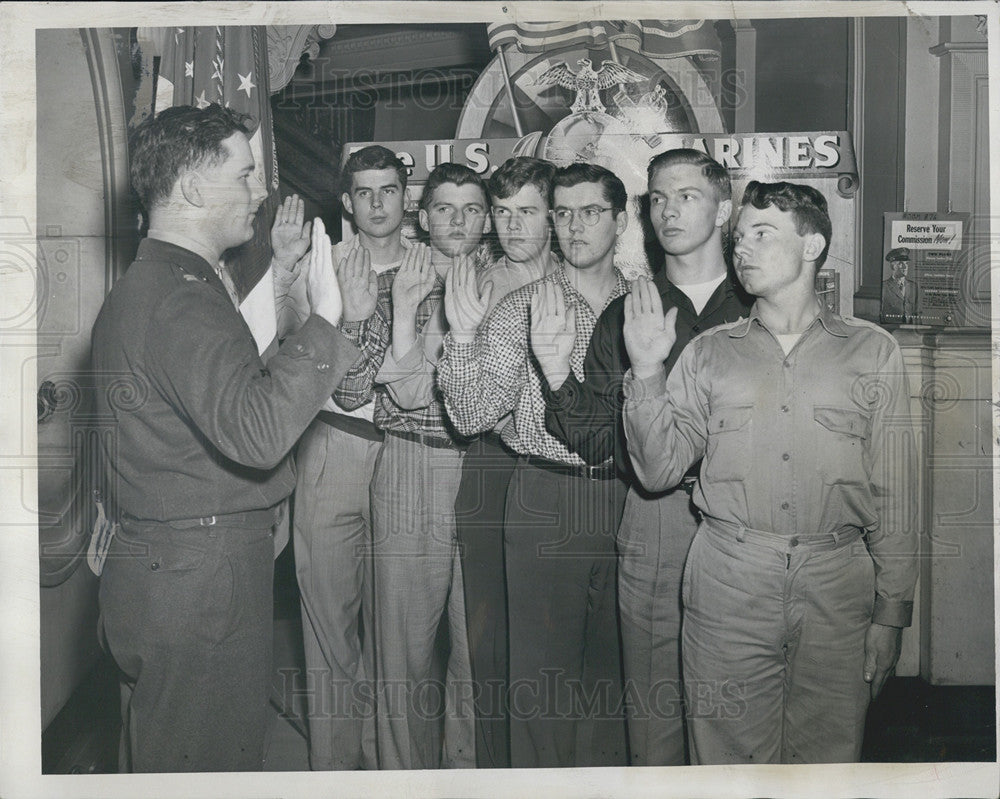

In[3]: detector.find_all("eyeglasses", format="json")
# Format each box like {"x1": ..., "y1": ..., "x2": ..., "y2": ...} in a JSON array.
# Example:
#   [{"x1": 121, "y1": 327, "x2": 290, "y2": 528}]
[{"x1": 550, "y1": 206, "x2": 613, "y2": 227}]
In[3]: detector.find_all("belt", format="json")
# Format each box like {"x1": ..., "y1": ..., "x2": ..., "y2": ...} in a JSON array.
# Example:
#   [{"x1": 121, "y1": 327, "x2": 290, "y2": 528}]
[
  {"x1": 704, "y1": 516, "x2": 862, "y2": 552},
  {"x1": 386, "y1": 428, "x2": 467, "y2": 451},
  {"x1": 522, "y1": 454, "x2": 617, "y2": 481},
  {"x1": 316, "y1": 409, "x2": 384, "y2": 443},
  {"x1": 122, "y1": 506, "x2": 281, "y2": 530}
]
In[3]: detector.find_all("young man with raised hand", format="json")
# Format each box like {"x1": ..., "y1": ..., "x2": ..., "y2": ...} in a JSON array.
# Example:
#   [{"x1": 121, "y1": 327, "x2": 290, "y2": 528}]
[
  {"x1": 622, "y1": 180, "x2": 917, "y2": 764},
  {"x1": 439, "y1": 162, "x2": 630, "y2": 768},
  {"x1": 269, "y1": 145, "x2": 411, "y2": 771},
  {"x1": 540, "y1": 149, "x2": 752, "y2": 765},
  {"x1": 333, "y1": 162, "x2": 491, "y2": 770},
  {"x1": 451, "y1": 156, "x2": 561, "y2": 769}
]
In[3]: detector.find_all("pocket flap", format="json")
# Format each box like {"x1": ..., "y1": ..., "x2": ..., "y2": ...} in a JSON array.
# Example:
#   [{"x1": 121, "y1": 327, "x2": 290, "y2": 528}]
[
  {"x1": 814, "y1": 406, "x2": 871, "y2": 439},
  {"x1": 708, "y1": 404, "x2": 753, "y2": 433}
]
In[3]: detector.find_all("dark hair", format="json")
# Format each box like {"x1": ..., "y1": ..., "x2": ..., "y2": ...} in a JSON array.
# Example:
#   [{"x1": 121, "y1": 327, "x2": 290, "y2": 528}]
[
  {"x1": 551, "y1": 163, "x2": 627, "y2": 216},
  {"x1": 488, "y1": 157, "x2": 555, "y2": 204},
  {"x1": 341, "y1": 145, "x2": 408, "y2": 194},
  {"x1": 419, "y1": 162, "x2": 489, "y2": 213},
  {"x1": 129, "y1": 104, "x2": 251, "y2": 211},
  {"x1": 647, "y1": 148, "x2": 731, "y2": 201},
  {"x1": 740, "y1": 181, "x2": 832, "y2": 268}
]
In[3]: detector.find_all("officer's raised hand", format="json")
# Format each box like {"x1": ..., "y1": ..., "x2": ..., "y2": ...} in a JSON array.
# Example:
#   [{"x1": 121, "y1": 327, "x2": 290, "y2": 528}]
[
  {"x1": 530, "y1": 281, "x2": 576, "y2": 391},
  {"x1": 336, "y1": 247, "x2": 378, "y2": 322},
  {"x1": 624, "y1": 277, "x2": 677, "y2": 380},
  {"x1": 444, "y1": 255, "x2": 492, "y2": 344},
  {"x1": 306, "y1": 217, "x2": 343, "y2": 327}
]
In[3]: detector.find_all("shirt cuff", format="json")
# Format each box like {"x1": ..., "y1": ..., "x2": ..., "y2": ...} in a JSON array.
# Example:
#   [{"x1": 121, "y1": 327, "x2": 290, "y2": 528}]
[
  {"x1": 376, "y1": 339, "x2": 424, "y2": 383},
  {"x1": 622, "y1": 367, "x2": 667, "y2": 405},
  {"x1": 339, "y1": 319, "x2": 364, "y2": 346},
  {"x1": 872, "y1": 596, "x2": 913, "y2": 628},
  {"x1": 444, "y1": 334, "x2": 477, "y2": 358}
]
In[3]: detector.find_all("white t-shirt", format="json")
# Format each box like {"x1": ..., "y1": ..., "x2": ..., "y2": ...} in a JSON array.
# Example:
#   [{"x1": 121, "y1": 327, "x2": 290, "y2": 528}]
[
  {"x1": 674, "y1": 273, "x2": 726, "y2": 316},
  {"x1": 773, "y1": 332, "x2": 803, "y2": 355}
]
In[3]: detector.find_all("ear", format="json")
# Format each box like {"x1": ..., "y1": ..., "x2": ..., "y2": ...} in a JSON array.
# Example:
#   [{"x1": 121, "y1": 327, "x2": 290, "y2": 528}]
[
  {"x1": 803, "y1": 231, "x2": 826, "y2": 264},
  {"x1": 418, "y1": 208, "x2": 429, "y2": 233},
  {"x1": 615, "y1": 209, "x2": 629, "y2": 236},
  {"x1": 342, "y1": 192, "x2": 353, "y2": 216},
  {"x1": 178, "y1": 171, "x2": 203, "y2": 207},
  {"x1": 715, "y1": 198, "x2": 733, "y2": 228}
]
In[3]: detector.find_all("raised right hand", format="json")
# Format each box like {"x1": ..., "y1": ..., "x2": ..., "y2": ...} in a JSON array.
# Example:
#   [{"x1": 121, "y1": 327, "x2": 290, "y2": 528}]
[
  {"x1": 336, "y1": 246, "x2": 378, "y2": 322},
  {"x1": 391, "y1": 243, "x2": 436, "y2": 318},
  {"x1": 623, "y1": 277, "x2": 677, "y2": 380},
  {"x1": 444, "y1": 255, "x2": 492, "y2": 343},
  {"x1": 306, "y1": 217, "x2": 343, "y2": 327}
]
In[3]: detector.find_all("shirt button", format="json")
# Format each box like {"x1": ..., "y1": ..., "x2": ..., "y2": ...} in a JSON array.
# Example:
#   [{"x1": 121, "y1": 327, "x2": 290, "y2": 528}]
[
  {"x1": 781, "y1": 405, "x2": 790, "y2": 413},
  {"x1": 790, "y1": 536, "x2": 800, "y2": 546},
  {"x1": 318, "y1": 363, "x2": 330, "y2": 372},
  {"x1": 783, "y1": 361, "x2": 791, "y2": 368},
  {"x1": 151, "y1": 561, "x2": 160, "y2": 571},
  {"x1": 295, "y1": 344, "x2": 304, "y2": 352},
  {"x1": 782, "y1": 453, "x2": 790, "y2": 461},
  {"x1": 781, "y1": 502, "x2": 789, "y2": 510},
  {"x1": 692, "y1": 325, "x2": 700, "y2": 333}
]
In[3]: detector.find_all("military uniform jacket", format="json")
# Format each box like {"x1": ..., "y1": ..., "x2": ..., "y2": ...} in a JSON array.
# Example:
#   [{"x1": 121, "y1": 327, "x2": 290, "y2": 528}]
[{"x1": 91, "y1": 238, "x2": 360, "y2": 521}]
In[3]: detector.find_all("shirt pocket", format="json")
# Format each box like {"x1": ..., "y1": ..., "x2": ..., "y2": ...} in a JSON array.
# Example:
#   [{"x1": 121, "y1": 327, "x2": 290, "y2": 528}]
[
  {"x1": 812, "y1": 405, "x2": 872, "y2": 484},
  {"x1": 704, "y1": 404, "x2": 753, "y2": 482}
]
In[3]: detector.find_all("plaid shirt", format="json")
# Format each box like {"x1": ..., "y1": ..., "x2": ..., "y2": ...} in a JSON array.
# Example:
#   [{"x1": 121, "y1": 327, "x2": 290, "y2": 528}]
[
  {"x1": 437, "y1": 265, "x2": 629, "y2": 465},
  {"x1": 335, "y1": 268, "x2": 461, "y2": 441}
]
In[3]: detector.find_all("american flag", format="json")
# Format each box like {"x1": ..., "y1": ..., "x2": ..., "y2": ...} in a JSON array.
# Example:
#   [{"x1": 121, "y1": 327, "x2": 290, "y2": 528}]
[
  {"x1": 144, "y1": 25, "x2": 279, "y2": 352},
  {"x1": 487, "y1": 19, "x2": 721, "y2": 60}
]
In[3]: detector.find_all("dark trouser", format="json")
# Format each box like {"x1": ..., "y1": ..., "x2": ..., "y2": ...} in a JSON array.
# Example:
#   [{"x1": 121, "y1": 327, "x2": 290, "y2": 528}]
[
  {"x1": 454, "y1": 432, "x2": 516, "y2": 769},
  {"x1": 98, "y1": 518, "x2": 275, "y2": 772},
  {"x1": 682, "y1": 518, "x2": 874, "y2": 764},
  {"x1": 617, "y1": 484, "x2": 699, "y2": 766},
  {"x1": 504, "y1": 458, "x2": 627, "y2": 768}
]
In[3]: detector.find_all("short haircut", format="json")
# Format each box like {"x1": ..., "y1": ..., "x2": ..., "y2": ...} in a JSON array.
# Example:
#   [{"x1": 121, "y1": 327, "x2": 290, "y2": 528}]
[
  {"x1": 551, "y1": 163, "x2": 627, "y2": 216},
  {"x1": 419, "y1": 162, "x2": 489, "y2": 212},
  {"x1": 341, "y1": 145, "x2": 408, "y2": 193},
  {"x1": 741, "y1": 181, "x2": 832, "y2": 268},
  {"x1": 647, "y1": 148, "x2": 731, "y2": 202},
  {"x1": 488, "y1": 157, "x2": 555, "y2": 205},
  {"x1": 129, "y1": 103, "x2": 251, "y2": 211}
]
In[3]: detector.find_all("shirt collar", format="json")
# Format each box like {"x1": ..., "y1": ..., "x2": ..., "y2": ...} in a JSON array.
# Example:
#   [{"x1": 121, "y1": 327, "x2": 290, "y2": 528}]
[{"x1": 729, "y1": 298, "x2": 849, "y2": 339}]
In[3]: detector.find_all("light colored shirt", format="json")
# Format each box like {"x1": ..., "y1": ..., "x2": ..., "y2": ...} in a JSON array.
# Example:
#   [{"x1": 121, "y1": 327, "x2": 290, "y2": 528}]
[{"x1": 622, "y1": 303, "x2": 918, "y2": 627}]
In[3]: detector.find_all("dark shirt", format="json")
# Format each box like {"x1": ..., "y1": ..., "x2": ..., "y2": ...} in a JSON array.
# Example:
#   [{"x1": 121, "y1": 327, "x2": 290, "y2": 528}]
[
  {"x1": 542, "y1": 269, "x2": 752, "y2": 478},
  {"x1": 90, "y1": 238, "x2": 360, "y2": 521}
]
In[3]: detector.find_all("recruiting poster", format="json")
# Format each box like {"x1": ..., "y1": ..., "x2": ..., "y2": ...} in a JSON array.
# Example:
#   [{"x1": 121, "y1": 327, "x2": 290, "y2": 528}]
[{"x1": 881, "y1": 211, "x2": 970, "y2": 326}]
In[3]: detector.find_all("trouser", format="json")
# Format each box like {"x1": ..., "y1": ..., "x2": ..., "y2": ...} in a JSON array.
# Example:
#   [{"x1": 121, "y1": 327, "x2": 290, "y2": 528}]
[
  {"x1": 617, "y1": 484, "x2": 698, "y2": 766},
  {"x1": 98, "y1": 518, "x2": 275, "y2": 772},
  {"x1": 292, "y1": 418, "x2": 379, "y2": 770},
  {"x1": 454, "y1": 432, "x2": 516, "y2": 768},
  {"x1": 682, "y1": 518, "x2": 874, "y2": 764},
  {"x1": 371, "y1": 432, "x2": 475, "y2": 769},
  {"x1": 504, "y1": 458, "x2": 627, "y2": 768}
]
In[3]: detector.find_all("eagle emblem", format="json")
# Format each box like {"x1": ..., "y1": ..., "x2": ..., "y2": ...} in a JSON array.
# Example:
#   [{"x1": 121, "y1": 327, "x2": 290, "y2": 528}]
[{"x1": 535, "y1": 58, "x2": 647, "y2": 115}]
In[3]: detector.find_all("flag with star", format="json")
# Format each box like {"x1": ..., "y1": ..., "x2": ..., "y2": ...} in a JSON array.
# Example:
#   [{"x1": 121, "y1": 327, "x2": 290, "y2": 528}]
[{"x1": 145, "y1": 25, "x2": 279, "y2": 351}]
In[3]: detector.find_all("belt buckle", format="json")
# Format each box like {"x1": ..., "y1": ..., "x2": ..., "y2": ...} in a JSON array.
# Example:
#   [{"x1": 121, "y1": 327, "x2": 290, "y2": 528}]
[{"x1": 199, "y1": 515, "x2": 217, "y2": 527}]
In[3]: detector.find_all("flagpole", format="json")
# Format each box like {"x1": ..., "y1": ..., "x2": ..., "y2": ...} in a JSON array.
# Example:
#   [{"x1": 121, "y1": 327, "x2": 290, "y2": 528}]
[
  {"x1": 497, "y1": 44, "x2": 525, "y2": 137},
  {"x1": 607, "y1": 39, "x2": 627, "y2": 95}
]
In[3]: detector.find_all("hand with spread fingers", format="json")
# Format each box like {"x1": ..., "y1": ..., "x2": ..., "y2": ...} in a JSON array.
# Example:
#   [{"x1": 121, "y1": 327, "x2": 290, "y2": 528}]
[
  {"x1": 271, "y1": 194, "x2": 312, "y2": 277},
  {"x1": 305, "y1": 217, "x2": 342, "y2": 327},
  {"x1": 444, "y1": 255, "x2": 492, "y2": 344},
  {"x1": 623, "y1": 277, "x2": 677, "y2": 381},
  {"x1": 391, "y1": 243, "x2": 436, "y2": 319},
  {"x1": 529, "y1": 281, "x2": 577, "y2": 391},
  {"x1": 336, "y1": 246, "x2": 378, "y2": 322}
]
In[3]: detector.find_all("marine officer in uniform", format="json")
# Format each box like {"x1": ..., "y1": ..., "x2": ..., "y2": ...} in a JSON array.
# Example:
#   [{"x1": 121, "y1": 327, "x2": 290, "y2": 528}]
[{"x1": 91, "y1": 103, "x2": 359, "y2": 772}]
